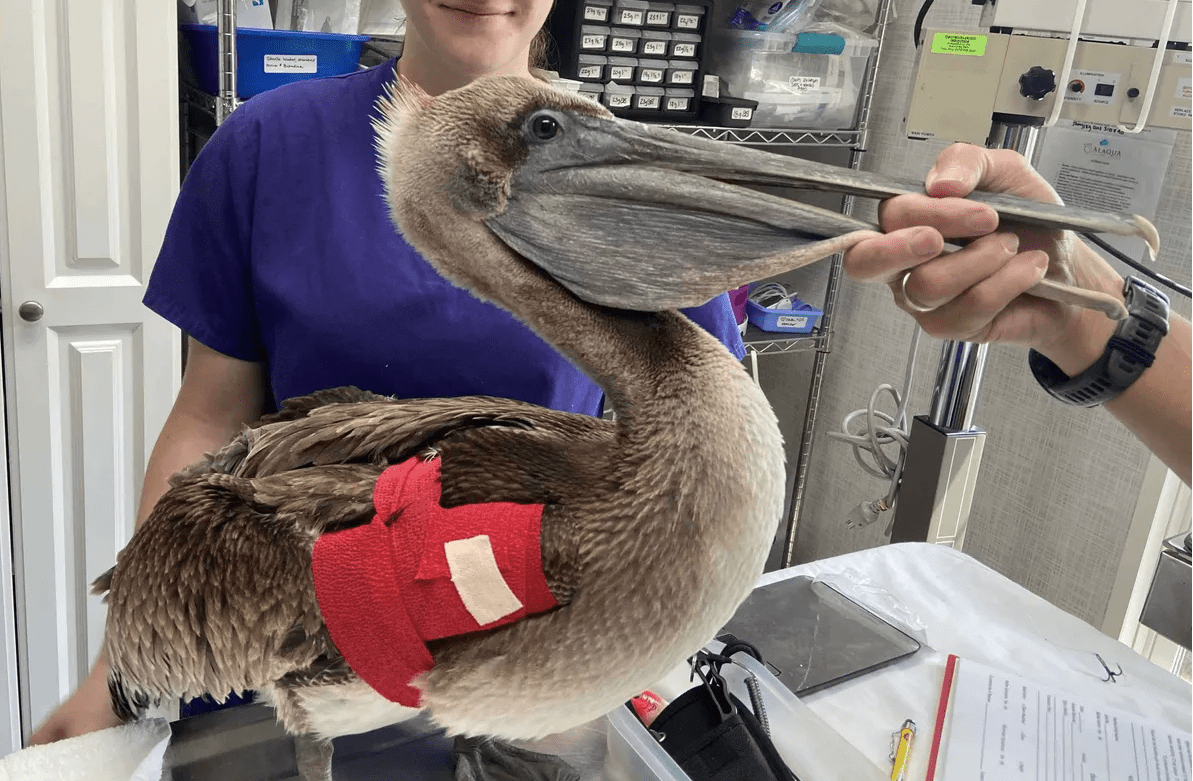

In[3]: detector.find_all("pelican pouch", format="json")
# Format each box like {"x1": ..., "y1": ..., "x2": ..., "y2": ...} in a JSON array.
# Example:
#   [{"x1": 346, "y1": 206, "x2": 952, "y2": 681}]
[{"x1": 647, "y1": 649, "x2": 796, "y2": 781}]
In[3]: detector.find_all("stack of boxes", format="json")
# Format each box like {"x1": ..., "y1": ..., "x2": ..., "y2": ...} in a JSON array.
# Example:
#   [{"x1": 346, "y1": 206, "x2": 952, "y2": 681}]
[{"x1": 550, "y1": 0, "x2": 713, "y2": 121}]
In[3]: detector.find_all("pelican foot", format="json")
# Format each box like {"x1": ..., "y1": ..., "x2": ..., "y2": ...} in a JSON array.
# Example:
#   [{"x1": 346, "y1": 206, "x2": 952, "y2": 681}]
[
  {"x1": 451, "y1": 735, "x2": 580, "y2": 781},
  {"x1": 295, "y1": 733, "x2": 334, "y2": 781}
]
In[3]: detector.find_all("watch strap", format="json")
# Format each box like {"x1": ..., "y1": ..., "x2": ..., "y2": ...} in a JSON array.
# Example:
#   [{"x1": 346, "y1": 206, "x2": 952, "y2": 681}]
[{"x1": 1028, "y1": 277, "x2": 1170, "y2": 408}]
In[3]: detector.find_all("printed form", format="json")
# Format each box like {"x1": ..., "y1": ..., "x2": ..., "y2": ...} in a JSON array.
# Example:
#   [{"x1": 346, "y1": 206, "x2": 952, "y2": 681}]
[{"x1": 939, "y1": 659, "x2": 1191, "y2": 781}]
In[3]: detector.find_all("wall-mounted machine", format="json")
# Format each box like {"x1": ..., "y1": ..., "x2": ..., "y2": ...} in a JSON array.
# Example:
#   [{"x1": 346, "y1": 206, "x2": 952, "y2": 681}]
[{"x1": 907, "y1": 0, "x2": 1191, "y2": 144}]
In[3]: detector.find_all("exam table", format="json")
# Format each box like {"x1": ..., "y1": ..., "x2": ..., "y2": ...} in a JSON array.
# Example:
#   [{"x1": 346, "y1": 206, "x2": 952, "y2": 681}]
[{"x1": 8, "y1": 543, "x2": 1189, "y2": 780}]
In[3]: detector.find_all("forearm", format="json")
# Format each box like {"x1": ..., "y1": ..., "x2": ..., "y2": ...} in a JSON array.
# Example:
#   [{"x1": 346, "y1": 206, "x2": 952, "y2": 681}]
[
  {"x1": 1104, "y1": 314, "x2": 1192, "y2": 484},
  {"x1": 134, "y1": 406, "x2": 254, "y2": 527},
  {"x1": 1038, "y1": 265, "x2": 1192, "y2": 485}
]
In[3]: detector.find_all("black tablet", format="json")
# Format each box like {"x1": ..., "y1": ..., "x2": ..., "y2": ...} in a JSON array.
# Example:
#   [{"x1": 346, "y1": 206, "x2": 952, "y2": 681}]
[{"x1": 718, "y1": 575, "x2": 922, "y2": 696}]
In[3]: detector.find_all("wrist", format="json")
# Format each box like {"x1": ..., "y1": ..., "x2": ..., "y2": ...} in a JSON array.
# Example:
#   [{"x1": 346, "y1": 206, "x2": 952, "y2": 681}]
[
  {"x1": 1035, "y1": 304, "x2": 1121, "y2": 376},
  {"x1": 1028, "y1": 277, "x2": 1170, "y2": 408}
]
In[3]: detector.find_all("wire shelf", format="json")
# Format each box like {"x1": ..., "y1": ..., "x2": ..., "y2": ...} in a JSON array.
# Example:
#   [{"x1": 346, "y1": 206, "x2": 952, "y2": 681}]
[
  {"x1": 658, "y1": 125, "x2": 863, "y2": 147},
  {"x1": 743, "y1": 327, "x2": 827, "y2": 355}
]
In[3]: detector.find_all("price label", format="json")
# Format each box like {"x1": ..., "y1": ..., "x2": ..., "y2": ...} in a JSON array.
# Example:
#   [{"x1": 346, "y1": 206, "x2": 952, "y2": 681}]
[
  {"x1": 669, "y1": 69, "x2": 693, "y2": 84},
  {"x1": 676, "y1": 13, "x2": 699, "y2": 28},
  {"x1": 640, "y1": 68, "x2": 663, "y2": 83},
  {"x1": 619, "y1": 9, "x2": 644, "y2": 24},
  {"x1": 611, "y1": 37, "x2": 635, "y2": 52},
  {"x1": 608, "y1": 93, "x2": 632, "y2": 107},
  {"x1": 776, "y1": 315, "x2": 808, "y2": 329},
  {"x1": 672, "y1": 43, "x2": 696, "y2": 57},
  {"x1": 647, "y1": 11, "x2": 670, "y2": 25},
  {"x1": 730, "y1": 106, "x2": 753, "y2": 120},
  {"x1": 637, "y1": 95, "x2": 660, "y2": 109},
  {"x1": 578, "y1": 65, "x2": 603, "y2": 79},
  {"x1": 667, "y1": 97, "x2": 689, "y2": 111},
  {"x1": 643, "y1": 40, "x2": 667, "y2": 55},
  {"x1": 789, "y1": 76, "x2": 821, "y2": 92},
  {"x1": 581, "y1": 34, "x2": 607, "y2": 49},
  {"x1": 583, "y1": 5, "x2": 608, "y2": 20},
  {"x1": 610, "y1": 66, "x2": 634, "y2": 81}
]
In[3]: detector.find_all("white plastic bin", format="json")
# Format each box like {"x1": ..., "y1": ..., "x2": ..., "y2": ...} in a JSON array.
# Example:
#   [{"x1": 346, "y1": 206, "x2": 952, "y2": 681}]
[
  {"x1": 603, "y1": 639, "x2": 888, "y2": 781},
  {"x1": 706, "y1": 27, "x2": 877, "y2": 128}
]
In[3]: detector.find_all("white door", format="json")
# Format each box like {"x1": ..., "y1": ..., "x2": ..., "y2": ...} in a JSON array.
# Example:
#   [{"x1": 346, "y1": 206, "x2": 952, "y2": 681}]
[{"x1": 0, "y1": 0, "x2": 181, "y2": 746}]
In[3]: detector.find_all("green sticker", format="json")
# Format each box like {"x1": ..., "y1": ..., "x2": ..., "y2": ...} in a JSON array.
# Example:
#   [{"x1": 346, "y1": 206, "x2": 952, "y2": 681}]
[{"x1": 931, "y1": 33, "x2": 987, "y2": 56}]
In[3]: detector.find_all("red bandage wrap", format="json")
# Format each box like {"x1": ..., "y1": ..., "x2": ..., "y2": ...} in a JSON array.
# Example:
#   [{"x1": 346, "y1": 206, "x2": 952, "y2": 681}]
[{"x1": 311, "y1": 457, "x2": 557, "y2": 706}]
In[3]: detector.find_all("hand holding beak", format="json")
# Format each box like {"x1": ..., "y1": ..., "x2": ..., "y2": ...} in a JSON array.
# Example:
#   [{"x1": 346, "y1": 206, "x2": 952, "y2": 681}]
[{"x1": 843, "y1": 143, "x2": 1128, "y2": 368}]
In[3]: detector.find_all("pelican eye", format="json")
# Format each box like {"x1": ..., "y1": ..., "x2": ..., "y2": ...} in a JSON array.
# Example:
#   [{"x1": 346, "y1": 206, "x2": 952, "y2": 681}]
[{"x1": 529, "y1": 112, "x2": 561, "y2": 141}]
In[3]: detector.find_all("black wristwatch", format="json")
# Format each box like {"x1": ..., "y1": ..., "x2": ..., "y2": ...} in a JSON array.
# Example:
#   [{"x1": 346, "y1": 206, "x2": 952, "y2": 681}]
[{"x1": 1028, "y1": 276, "x2": 1170, "y2": 407}]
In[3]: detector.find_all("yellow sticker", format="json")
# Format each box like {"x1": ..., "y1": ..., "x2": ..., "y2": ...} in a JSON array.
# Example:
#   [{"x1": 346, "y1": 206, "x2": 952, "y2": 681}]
[{"x1": 931, "y1": 33, "x2": 987, "y2": 56}]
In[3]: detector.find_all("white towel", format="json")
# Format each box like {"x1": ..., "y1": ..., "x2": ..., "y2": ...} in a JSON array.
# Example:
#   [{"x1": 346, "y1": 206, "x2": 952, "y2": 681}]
[{"x1": 0, "y1": 719, "x2": 170, "y2": 781}]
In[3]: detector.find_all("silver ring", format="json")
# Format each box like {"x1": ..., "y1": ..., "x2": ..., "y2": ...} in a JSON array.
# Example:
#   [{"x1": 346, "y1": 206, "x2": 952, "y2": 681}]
[{"x1": 900, "y1": 270, "x2": 936, "y2": 313}]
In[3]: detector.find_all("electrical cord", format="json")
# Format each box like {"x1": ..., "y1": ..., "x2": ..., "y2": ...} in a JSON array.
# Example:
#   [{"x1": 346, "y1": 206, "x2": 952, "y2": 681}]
[
  {"x1": 828, "y1": 325, "x2": 923, "y2": 531},
  {"x1": 747, "y1": 282, "x2": 800, "y2": 309},
  {"x1": 1080, "y1": 233, "x2": 1192, "y2": 299},
  {"x1": 913, "y1": 0, "x2": 935, "y2": 48}
]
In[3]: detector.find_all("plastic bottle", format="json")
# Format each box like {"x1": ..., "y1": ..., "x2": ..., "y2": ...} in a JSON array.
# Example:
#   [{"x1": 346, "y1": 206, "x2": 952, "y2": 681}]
[{"x1": 728, "y1": 0, "x2": 821, "y2": 32}]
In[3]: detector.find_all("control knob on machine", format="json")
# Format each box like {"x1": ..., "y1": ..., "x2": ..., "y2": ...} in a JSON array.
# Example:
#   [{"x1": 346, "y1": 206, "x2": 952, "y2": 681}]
[{"x1": 1018, "y1": 66, "x2": 1057, "y2": 101}]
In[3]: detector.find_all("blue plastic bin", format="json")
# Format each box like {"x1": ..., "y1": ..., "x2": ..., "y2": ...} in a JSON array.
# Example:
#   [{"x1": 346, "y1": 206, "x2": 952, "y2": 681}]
[
  {"x1": 180, "y1": 25, "x2": 370, "y2": 98},
  {"x1": 745, "y1": 298, "x2": 823, "y2": 333}
]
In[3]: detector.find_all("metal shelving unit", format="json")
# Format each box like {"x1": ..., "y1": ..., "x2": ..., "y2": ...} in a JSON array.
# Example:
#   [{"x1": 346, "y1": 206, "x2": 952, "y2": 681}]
[
  {"x1": 192, "y1": 0, "x2": 894, "y2": 569},
  {"x1": 658, "y1": 126, "x2": 863, "y2": 148}
]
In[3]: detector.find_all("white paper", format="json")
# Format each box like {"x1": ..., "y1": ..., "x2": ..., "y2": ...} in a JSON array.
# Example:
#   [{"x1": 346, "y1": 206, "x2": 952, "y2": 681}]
[
  {"x1": 264, "y1": 54, "x2": 317, "y2": 73},
  {"x1": 1035, "y1": 120, "x2": 1176, "y2": 261},
  {"x1": 941, "y1": 658, "x2": 1192, "y2": 781}
]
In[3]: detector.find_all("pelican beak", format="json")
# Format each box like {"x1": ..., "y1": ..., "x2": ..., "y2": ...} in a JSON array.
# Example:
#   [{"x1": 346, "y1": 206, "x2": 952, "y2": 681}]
[{"x1": 485, "y1": 113, "x2": 1148, "y2": 320}]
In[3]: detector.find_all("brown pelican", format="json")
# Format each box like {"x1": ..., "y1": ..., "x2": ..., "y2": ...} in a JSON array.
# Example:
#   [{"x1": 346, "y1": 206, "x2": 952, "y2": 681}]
[{"x1": 94, "y1": 75, "x2": 1157, "y2": 781}]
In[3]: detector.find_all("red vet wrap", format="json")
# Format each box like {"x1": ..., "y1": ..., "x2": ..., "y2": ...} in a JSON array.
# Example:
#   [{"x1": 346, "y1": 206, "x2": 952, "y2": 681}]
[{"x1": 311, "y1": 457, "x2": 557, "y2": 706}]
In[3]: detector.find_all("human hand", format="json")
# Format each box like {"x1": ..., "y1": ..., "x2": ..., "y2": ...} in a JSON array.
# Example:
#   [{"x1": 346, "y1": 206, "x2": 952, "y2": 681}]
[
  {"x1": 28, "y1": 658, "x2": 120, "y2": 745},
  {"x1": 843, "y1": 143, "x2": 1126, "y2": 374}
]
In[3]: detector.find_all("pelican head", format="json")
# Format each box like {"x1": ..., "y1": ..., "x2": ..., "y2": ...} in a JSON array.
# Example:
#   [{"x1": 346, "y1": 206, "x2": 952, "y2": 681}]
[{"x1": 377, "y1": 75, "x2": 1158, "y2": 320}]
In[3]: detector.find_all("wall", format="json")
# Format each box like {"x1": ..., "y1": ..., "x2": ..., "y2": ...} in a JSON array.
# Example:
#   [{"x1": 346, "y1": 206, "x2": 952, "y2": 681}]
[{"x1": 757, "y1": 0, "x2": 1191, "y2": 629}]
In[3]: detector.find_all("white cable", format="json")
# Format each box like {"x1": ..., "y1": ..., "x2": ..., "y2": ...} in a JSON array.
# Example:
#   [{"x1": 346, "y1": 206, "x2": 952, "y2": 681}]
[
  {"x1": 828, "y1": 326, "x2": 923, "y2": 516},
  {"x1": 1118, "y1": 0, "x2": 1180, "y2": 133},
  {"x1": 1044, "y1": 0, "x2": 1091, "y2": 128},
  {"x1": 748, "y1": 282, "x2": 799, "y2": 310}
]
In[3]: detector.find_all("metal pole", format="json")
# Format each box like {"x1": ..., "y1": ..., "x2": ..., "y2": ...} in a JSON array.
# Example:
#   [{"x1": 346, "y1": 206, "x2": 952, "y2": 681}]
[
  {"x1": 216, "y1": 0, "x2": 238, "y2": 125},
  {"x1": 779, "y1": 0, "x2": 895, "y2": 568}
]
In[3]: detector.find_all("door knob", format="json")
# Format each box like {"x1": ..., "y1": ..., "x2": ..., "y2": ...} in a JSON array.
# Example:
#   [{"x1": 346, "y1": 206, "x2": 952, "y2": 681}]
[{"x1": 18, "y1": 301, "x2": 44, "y2": 322}]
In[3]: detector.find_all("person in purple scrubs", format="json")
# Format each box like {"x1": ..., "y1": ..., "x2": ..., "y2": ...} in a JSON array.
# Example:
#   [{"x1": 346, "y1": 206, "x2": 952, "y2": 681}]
[{"x1": 31, "y1": 0, "x2": 743, "y2": 744}]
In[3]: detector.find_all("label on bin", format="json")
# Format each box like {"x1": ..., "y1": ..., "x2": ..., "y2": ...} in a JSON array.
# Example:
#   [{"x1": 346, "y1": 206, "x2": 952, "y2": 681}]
[
  {"x1": 643, "y1": 40, "x2": 668, "y2": 55},
  {"x1": 789, "y1": 76, "x2": 821, "y2": 93},
  {"x1": 669, "y1": 70, "x2": 694, "y2": 84},
  {"x1": 930, "y1": 33, "x2": 987, "y2": 56},
  {"x1": 667, "y1": 97, "x2": 690, "y2": 111},
  {"x1": 607, "y1": 93, "x2": 633, "y2": 108},
  {"x1": 611, "y1": 37, "x2": 636, "y2": 52},
  {"x1": 731, "y1": 107, "x2": 753, "y2": 120},
  {"x1": 264, "y1": 54, "x2": 317, "y2": 73},
  {"x1": 582, "y1": 34, "x2": 608, "y2": 49},
  {"x1": 776, "y1": 315, "x2": 809, "y2": 329},
  {"x1": 672, "y1": 42, "x2": 697, "y2": 57},
  {"x1": 637, "y1": 95, "x2": 661, "y2": 109},
  {"x1": 619, "y1": 9, "x2": 644, "y2": 24},
  {"x1": 579, "y1": 65, "x2": 604, "y2": 79},
  {"x1": 640, "y1": 68, "x2": 664, "y2": 83},
  {"x1": 584, "y1": 5, "x2": 609, "y2": 20},
  {"x1": 610, "y1": 65, "x2": 634, "y2": 81},
  {"x1": 676, "y1": 13, "x2": 700, "y2": 29},
  {"x1": 647, "y1": 11, "x2": 670, "y2": 25}
]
